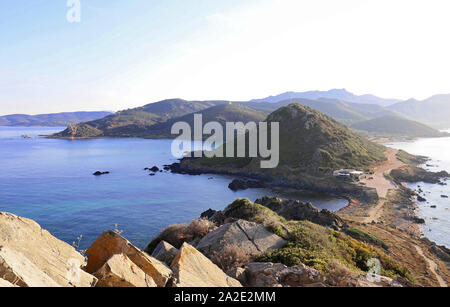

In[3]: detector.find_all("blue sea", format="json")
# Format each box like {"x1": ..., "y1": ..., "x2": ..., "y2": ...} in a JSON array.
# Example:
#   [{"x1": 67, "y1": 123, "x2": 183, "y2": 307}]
[
  {"x1": 0, "y1": 126, "x2": 347, "y2": 250},
  {"x1": 388, "y1": 132, "x2": 450, "y2": 248}
]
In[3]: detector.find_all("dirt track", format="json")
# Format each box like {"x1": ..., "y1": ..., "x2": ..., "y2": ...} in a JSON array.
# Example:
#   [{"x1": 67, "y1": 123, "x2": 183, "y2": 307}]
[
  {"x1": 360, "y1": 149, "x2": 405, "y2": 223},
  {"x1": 361, "y1": 148, "x2": 405, "y2": 199}
]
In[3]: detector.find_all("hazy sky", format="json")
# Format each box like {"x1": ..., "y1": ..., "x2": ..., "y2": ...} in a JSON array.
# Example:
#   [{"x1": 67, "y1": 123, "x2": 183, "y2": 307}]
[{"x1": 1, "y1": 0, "x2": 450, "y2": 115}]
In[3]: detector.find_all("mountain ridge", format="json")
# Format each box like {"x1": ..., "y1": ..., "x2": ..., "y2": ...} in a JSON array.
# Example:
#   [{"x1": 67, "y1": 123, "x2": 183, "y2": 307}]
[
  {"x1": 252, "y1": 89, "x2": 400, "y2": 106},
  {"x1": 0, "y1": 111, "x2": 112, "y2": 127}
]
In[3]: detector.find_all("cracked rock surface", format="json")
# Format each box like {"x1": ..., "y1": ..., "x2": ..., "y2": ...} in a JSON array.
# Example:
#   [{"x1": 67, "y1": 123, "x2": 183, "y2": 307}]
[{"x1": 196, "y1": 219, "x2": 286, "y2": 258}]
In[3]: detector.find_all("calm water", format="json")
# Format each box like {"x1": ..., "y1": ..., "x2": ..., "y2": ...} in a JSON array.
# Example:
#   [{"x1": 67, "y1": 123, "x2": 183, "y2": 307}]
[
  {"x1": 0, "y1": 127, "x2": 347, "y2": 249},
  {"x1": 388, "y1": 132, "x2": 450, "y2": 248}
]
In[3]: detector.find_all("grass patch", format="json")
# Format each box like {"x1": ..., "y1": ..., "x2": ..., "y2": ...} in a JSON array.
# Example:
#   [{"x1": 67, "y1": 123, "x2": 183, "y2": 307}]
[{"x1": 345, "y1": 227, "x2": 388, "y2": 250}]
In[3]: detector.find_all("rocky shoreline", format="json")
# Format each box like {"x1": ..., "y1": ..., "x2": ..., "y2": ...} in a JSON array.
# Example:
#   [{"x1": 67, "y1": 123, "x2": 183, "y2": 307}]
[{"x1": 167, "y1": 159, "x2": 379, "y2": 206}]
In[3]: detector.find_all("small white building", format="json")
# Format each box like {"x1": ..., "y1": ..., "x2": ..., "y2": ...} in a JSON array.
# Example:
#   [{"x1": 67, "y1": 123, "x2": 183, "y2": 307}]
[{"x1": 333, "y1": 169, "x2": 364, "y2": 180}]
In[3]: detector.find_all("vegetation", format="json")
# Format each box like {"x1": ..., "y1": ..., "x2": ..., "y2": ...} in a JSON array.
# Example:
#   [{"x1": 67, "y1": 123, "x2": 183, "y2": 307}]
[
  {"x1": 345, "y1": 227, "x2": 388, "y2": 250},
  {"x1": 256, "y1": 220, "x2": 413, "y2": 281},
  {"x1": 396, "y1": 149, "x2": 427, "y2": 165},
  {"x1": 146, "y1": 103, "x2": 267, "y2": 139},
  {"x1": 223, "y1": 199, "x2": 288, "y2": 238},
  {"x1": 219, "y1": 199, "x2": 413, "y2": 281},
  {"x1": 351, "y1": 115, "x2": 447, "y2": 138},
  {"x1": 190, "y1": 104, "x2": 387, "y2": 176},
  {"x1": 211, "y1": 244, "x2": 250, "y2": 272},
  {"x1": 54, "y1": 99, "x2": 266, "y2": 138},
  {"x1": 144, "y1": 218, "x2": 217, "y2": 253}
]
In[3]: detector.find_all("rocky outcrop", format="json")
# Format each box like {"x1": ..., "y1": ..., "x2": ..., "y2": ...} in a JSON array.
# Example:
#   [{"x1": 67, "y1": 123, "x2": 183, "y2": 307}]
[
  {"x1": 170, "y1": 243, "x2": 242, "y2": 287},
  {"x1": 93, "y1": 171, "x2": 110, "y2": 176},
  {"x1": 196, "y1": 220, "x2": 286, "y2": 258},
  {"x1": 255, "y1": 196, "x2": 345, "y2": 229},
  {"x1": 356, "y1": 275, "x2": 403, "y2": 287},
  {"x1": 151, "y1": 241, "x2": 178, "y2": 265},
  {"x1": 0, "y1": 212, "x2": 97, "y2": 287},
  {"x1": 200, "y1": 209, "x2": 218, "y2": 220},
  {"x1": 391, "y1": 167, "x2": 449, "y2": 184},
  {"x1": 228, "y1": 179, "x2": 266, "y2": 191},
  {"x1": 0, "y1": 278, "x2": 15, "y2": 287},
  {"x1": 233, "y1": 262, "x2": 323, "y2": 287},
  {"x1": 93, "y1": 254, "x2": 157, "y2": 287},
  {"x1": 85, "y1": 231, "x2": 172, "y2": 287},
  {"x1": 0, "y1": 246, "x2": 60, "y2": 287}
]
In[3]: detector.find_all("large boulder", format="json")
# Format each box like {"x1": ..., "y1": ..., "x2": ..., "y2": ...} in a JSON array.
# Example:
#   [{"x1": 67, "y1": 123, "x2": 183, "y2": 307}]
[
  {"x1": 94, "y1": 254, "x2": 157, "y2": 287},
  {"x1": 0, "y1": 278, "x2": 16, "y2": 287},
  {"x1": 196, "y1": 220, "x2": 286, "y2": 258},
  {"x1": 0, "y1": 212, "x2": 97, "y2": 287},
  {"x1": 356, "y1": 274, "x2": 403, "y2": 287},
  {"x1": 151, "y1": 241, "x2": 178, "y2": 265},
  {"x1": 0, "y1": 246, "x2": 60, "y2": 287},
  {"x1": 255, "y1": 197, "x2": 345, "y2": 229},
  {"x1": 240, "y1": 262, "x2": 323, "y2": 287},
  {"x1": 85, "y1": 231, "x2": 172, "y2": 287},
  {"x1": 170, "y1": 243, "x2": 242, "y2": 287}
]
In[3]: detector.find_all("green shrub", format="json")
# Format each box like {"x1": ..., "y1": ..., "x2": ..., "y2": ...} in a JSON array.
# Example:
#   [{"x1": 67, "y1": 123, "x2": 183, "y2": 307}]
[{"x1": 345, "y1": 227, "x2": 388, "y2": 250}]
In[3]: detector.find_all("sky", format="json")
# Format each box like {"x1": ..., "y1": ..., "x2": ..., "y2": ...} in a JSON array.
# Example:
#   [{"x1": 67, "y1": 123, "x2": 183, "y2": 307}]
[{"x1": 1, "y1": 0, "x2": 450, "y2": 115}]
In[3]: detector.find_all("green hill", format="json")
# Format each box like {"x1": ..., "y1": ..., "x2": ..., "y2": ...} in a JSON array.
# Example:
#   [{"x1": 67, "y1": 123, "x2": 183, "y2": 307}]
[
  {"x1": 53, "y1": 100, "x2": 266, "y2": 138},
  {"x1": 53, "y1": 99, "x2": 228, "y2": 138},
  {"x1": 264, "y1": 104, "x2": 386, "y2": 170},
  {"x1": 350, "y1": 115, "x2": 447, "y2": 138},
  {"x1": 177, "y1": 104, "x2": 386, "y2": 201},
  {"x1": 146, "y1": 103, "x2": 267, "y2": 138},
  {"x1": 0, "y1": 111, "x2": 112, "y2": 127}
]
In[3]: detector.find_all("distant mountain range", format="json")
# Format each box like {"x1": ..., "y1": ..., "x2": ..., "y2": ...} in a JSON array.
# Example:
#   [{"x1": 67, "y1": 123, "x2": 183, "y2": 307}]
[
  {"x1": 0, "y1": 111, "x2": 112, "y2": 127},
  {"x1": 387, "y1": 94, "x2": 450, "y2": 129},
  {"x1": 51, "y1": 92, "x2": 450, "y2": 139},
  {"x1": 252, "y1": 89, "x2": 401, "y2": 107},
  {"x1": 4, "y1": 89, "x2": 449, "y2": 137}
]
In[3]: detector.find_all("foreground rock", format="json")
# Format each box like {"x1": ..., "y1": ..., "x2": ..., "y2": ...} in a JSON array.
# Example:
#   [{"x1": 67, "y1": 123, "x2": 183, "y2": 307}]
[
  {"x1": 0, "y1": 278, "x2": 15, "y2": 287},
  {"x1": 85, "y1": 231, "x2": 172, "y2": 287},
  {"x1": 170, "y1": 243, "x2": 242, "y2": 287},
  {"x1": 151, "y1": 241, "x2": 178, "y2": 265},
  {"x1": 0, "y1": 246, "x2": 60, "y2": 287},
  {"x1": 0, "y1": 212, "x2": 97, "y2": 287},
  {"x1": 94, "y1": 254, "x2": 157, "y2": 287},
  {"x1": 255, "y1": 196, "x2": 345, "y2": 229},
  {"x1": 228, "y1": 262, "x2": 323, "y2": 287},
  {"x1": 196, "y1": 220, "x2": 286, "y2": 258},
  {"x1": 356, "y1": 275, "x2": 404, "y2": 287}
]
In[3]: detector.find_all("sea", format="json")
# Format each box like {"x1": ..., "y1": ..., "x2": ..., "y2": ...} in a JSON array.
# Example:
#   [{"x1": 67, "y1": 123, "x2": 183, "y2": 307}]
[
  {"x1": 0, "y1": 126, "x2": 347, "y2": 250},
  {"x1": 387, "y1": 131, "x2": 450, "y2": 248}
]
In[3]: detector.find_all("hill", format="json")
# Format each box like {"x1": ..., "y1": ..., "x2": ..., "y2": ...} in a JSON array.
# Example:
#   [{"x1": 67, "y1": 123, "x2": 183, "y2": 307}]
[
  {"x1": 146, "y1": 103, "x2": 267, "y2": 138},
  {"x1": 53, "y1": 99, "x2": 229, "y2": 138},
  {"x1": 53, "y1": 100, "x2": 266, "y2": 138},
  {"x1": 0, "y1": 111, "x2": 112, "y2": 127},
  {"x1": 252, "y1": 89, "x2": 400, "y2": 106},
  {"x1": 175, "y1": 104, "x2": 386, "y2": 201},
  {"x1": 240, "y1": 98, "x2": 398, "y2": 125},
  {"x1": 388, "y1": 94, "x2": 450, "y2": 129},
  {"x1": 350, "y1": 115, "x2": 448, "y2": 138}
]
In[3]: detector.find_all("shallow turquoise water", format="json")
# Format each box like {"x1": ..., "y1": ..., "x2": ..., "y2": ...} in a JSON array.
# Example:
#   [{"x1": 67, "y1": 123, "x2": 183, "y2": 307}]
[{"x1": 0, "y1": 126, "x2": 347, "y2": 249}]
